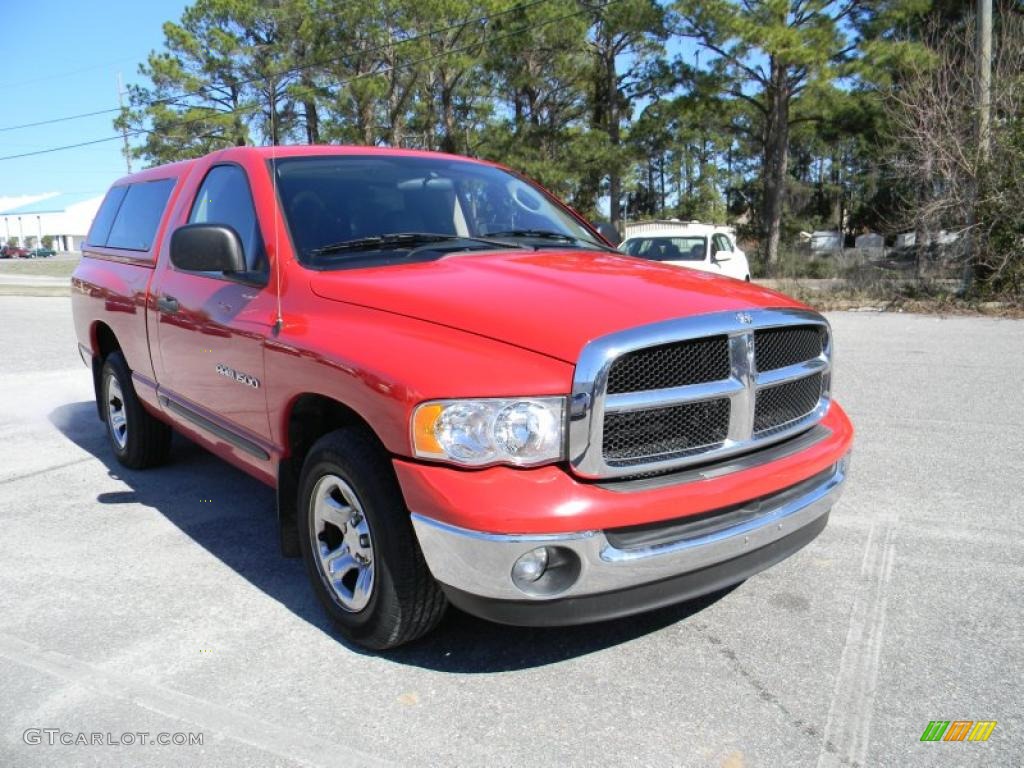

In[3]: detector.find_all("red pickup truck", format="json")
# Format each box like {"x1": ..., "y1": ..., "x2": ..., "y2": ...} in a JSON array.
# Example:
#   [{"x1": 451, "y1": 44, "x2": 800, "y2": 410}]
[{"x1": 72, "y1": 146, "x2": 853, "y2": 649}]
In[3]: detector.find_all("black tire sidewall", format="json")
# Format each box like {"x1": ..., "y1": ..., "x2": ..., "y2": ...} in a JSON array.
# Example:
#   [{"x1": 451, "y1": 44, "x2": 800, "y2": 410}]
[
  {"x1": 296, "y1": 430, "x2": 419, "y2": 646},
  {"x1": 101, "y1": 353, "x2": 136, "y2": 463}
]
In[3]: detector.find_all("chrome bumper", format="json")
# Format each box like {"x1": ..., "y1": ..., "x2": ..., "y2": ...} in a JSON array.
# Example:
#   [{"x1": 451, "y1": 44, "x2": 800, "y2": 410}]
[{"x1": 411, "y1": 455, "x2": 848, "y2": 603}]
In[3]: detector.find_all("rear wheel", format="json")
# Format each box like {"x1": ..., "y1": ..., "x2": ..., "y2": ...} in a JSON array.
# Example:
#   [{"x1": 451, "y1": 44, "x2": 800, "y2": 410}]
[
  {"x1": 101, "y1": 351, "x2": 172, "y2": 469},
  {"x1": 297, "y1": 428, "x2": 447, "y2": 649}
]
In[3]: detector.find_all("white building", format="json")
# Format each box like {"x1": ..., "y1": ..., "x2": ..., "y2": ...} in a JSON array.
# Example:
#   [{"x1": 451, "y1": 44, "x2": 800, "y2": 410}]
[
  {"x1": 0, "y1": 192, "x2": 104, "y2": 252},
  {"x1": 893, "y1": 230, "x2": 963, "y2": 249},
  {"x1": 854, "y1": 232, "x2": 884, "y2": 249},
  {"x1": 810, "y1": 230, "x2": 842, "y2": 252}
]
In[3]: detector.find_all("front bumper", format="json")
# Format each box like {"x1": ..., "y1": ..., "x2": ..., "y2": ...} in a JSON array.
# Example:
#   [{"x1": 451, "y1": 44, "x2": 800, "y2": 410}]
[{"x1": 410, "y1": 454, "x2": 848, "y2": 625}]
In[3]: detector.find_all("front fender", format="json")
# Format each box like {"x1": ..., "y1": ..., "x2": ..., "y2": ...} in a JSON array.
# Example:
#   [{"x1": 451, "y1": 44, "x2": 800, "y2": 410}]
[{"x1": 263, "y1": 298, "x2": 573, "y2": 457}]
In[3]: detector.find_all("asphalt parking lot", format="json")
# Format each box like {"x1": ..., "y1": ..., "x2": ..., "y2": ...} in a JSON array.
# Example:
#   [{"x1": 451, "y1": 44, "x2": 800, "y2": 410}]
[{"x1": 0, "y1": 296, "x2": 1021, "y2": 767}]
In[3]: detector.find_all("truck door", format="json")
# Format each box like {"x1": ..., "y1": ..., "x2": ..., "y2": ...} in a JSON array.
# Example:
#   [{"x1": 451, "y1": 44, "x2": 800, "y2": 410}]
[{"x1": 150, "y1": 163, "x2": 277, "y2": 471}]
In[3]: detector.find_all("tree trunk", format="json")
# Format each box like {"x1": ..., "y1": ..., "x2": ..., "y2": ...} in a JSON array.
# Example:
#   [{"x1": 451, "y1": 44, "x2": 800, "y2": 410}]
[
  {"x1": 232, "y1": 87, "x2": 246, "y2": 146},
  {"x1": 268, "y1": 84, "x2": 280, "y2": 146},
  {"x1": 357, "y1": 98, "x2": 375, "y2": 145},
  {"x1": 303, "y1": 98, "x2": 319, "y2": 144},
  {"x1": 762, "y1": 57, "x2": 790, "y2": 265},
  {"x1": 659, "y1": 152, "x2": 666, "y2": 214},
  {"x1": 297, "y1": 41, "x2": 319, "y2": 145},
  {"x1": 440, "y1": 81, "x2": 457, "y2": 154},
  {"x1": 607, "y1": 50, "x2": 622, "y2": 230}
]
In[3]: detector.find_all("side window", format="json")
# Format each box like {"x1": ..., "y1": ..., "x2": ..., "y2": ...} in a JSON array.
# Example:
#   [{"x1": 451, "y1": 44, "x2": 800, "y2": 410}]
[
  {"x1": 713, "y1": 234, "x2": 732, "y2": 254},
  {"x1": 106, "y1": 179, "x2": 176, "y2": 251},
  {"x1": 86, "y1": 186, "x2": 128, "y2": 247},
  {"x1": 189, "y1": 165, "x2": 266, "y2": 276}
]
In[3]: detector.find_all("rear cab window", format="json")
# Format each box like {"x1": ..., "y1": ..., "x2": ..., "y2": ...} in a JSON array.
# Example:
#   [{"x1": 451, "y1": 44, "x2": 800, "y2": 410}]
[
  {"x1": 86, "y1": 186, "x2": 129, "y2": 248},
  {"x1": 86, "y1": 178, "x2": 177, "y2": 259}
]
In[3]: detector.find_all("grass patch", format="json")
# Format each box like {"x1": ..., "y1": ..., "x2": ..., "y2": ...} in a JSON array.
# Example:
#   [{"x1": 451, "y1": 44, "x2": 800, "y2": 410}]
[
  {"x1": 0, "y1": 284, "x2": 71, "y2": 297},
  {"x1": 759, "y1": 277, "x2": 1023, "y2": 317},
  {"x1": 0, "y1": 256, "x2": 79, "y2": 278}
]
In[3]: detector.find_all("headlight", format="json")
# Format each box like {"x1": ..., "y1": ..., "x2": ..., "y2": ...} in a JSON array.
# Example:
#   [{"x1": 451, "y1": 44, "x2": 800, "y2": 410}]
[{"x1": 412, "y1": 397, "x2": 565, "y2": 467}]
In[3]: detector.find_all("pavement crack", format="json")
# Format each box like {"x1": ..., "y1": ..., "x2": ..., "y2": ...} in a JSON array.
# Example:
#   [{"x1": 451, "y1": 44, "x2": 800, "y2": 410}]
[
  {"x1": 693, "y1": 623, "x2": 851, "y2": 764},
  {"x1": 0, "y1": 457, "x2": 94, "y2": 486}
]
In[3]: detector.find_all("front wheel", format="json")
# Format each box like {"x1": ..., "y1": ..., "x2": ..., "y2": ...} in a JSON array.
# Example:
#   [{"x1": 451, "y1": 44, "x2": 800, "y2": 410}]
[{"x1": 297, "y1": 428, "x2": 447, "y2": 649}]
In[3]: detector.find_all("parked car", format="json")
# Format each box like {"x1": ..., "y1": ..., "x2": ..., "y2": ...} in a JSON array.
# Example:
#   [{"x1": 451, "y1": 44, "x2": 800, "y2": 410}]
[
  {"x1": 72, "y1": 146, "x2": 852, "y2": 649},
  {"x1": 1, "y1": 244, "x2": 30, "y2": 258},
  {"x1": 619, "y1": 221, "x2": 751, "y2": 281},
  {"x1": 29, "y1": 246, "x2": 57, "y2": 258}
]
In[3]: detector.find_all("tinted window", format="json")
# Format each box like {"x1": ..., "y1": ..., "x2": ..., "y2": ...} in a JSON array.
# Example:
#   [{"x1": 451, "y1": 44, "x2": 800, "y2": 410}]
[
  {"x1": 189, "y1": 165, "x2": 265, "y2": 274},
  {"x1": 86, "y1": 186, "x2": 128, "y2": 246},
  {"x1": 105, "y1": 179, "x2": 176, "y2": 251},
  {"x1": 624, "y1": 236, "x2": 707, "y2": 262},
  {"x1": 273, "y1": 155, "x2": 606, "y2": 268}
]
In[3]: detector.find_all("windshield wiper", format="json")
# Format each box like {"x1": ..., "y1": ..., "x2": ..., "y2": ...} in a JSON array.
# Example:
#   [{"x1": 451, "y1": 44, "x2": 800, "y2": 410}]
[
  {"x1": 310, "y1": 232, "x2": 527, "y2": 257},
  {"x1": 484, "y1": 229, "x2": 613, "y2": 250},
  {"x1": 484, "y1": 229, "x2": 575, "y2": 242}
]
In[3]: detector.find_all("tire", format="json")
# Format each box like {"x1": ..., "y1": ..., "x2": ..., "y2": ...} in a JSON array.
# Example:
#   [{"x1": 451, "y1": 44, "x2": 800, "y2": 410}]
[
  {"x1": 297, "y1": 428, "x2": 447, "y2": 649},
  {"x1": 100, "y1": 351, "x2": 172, "y2": 469}
]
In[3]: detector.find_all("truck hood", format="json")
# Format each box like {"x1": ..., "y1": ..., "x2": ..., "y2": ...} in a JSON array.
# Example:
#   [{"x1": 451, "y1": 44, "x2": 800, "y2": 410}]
[{"x1": 308, "y1": 250, "x2": 806, "y2": 363}]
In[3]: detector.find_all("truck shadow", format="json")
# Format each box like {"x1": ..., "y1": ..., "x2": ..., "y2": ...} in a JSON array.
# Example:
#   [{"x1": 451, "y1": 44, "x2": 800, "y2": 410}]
[{"x1": 51, "y1": 400, "x2": 733, "y2": 673}]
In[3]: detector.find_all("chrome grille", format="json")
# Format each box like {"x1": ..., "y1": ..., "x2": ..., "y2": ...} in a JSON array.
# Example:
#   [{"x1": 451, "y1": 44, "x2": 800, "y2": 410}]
[
  {"x1": 607, "y1": 336, "x2": 730, "y2": 394},
  {"x1": 754, "y1": 326, "x2": 826, "y2": 372},
  {"x1": 754, "y1": 373, "x2": 824, "y2": 435},
  {"x1": 603, "y1": 398, "x2": 730, "y2": 465},
  {"x1": 570, "y1": 308, "x2": 832, "y2": 479}
]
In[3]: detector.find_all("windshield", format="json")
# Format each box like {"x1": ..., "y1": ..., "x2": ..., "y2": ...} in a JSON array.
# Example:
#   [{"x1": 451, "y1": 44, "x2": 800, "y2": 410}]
[
  {"x1": 623, "y1": 236, "x2": 707, "y2": 262},
  {"x1": 272, "y1": 155, "x2": 606, "y2": 267}
]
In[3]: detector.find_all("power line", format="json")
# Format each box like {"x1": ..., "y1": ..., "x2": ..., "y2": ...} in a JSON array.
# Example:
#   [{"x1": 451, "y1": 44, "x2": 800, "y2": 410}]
[
  {"x1": 0, "y1": 0, "x2": 556, "y2": 135},
  {"x1": 0, "y1": 135, "x2": 134, "y2": 161},
  {"x1": 0, "y1": 0, "x2": 613, "y2": 164},
  {"x1": 0, "y1": 108, "x2": 123, "y2": 134},
  {"x1": 0, "y1": 54, "x2": 150, "y2": 91}
]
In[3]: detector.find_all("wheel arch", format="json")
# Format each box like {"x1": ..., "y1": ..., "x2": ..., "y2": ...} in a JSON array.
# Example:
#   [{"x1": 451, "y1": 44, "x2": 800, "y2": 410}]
[
  {"x1": 276, "y1": 392, "x2": 388, "y2": 557},
  {"x1": 90, "y1": 321, "x2": 122, "y2": 421}
]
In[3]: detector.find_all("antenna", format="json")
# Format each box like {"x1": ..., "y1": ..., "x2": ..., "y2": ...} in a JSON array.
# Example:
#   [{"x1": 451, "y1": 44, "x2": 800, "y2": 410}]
[{"x1": 270, "y1": 101, "x2": 283, "y2": 333}]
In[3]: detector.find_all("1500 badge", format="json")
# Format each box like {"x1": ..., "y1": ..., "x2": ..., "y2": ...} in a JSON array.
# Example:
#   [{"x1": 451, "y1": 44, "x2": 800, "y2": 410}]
[{"x1": 216, "y1": 363, "x2": 260, "y2": 389}]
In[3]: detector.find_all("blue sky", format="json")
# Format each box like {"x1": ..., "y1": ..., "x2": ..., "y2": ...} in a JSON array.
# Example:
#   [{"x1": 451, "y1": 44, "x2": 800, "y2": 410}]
[
  {"x1": 0, "y1": 0, "x2": 189, "y2": 198},
  {"x1": 0, "y1": 1, "x2": 697, "y2": 201}
]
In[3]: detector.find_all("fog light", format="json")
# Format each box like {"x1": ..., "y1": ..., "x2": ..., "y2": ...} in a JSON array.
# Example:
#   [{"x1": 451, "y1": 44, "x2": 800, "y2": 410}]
[
  {"x1": 510, "y1": 545, "x2": 582, "y2": 597},
  {"x1": 511, "y1": 547, "x2": 549, "y2": 586}
]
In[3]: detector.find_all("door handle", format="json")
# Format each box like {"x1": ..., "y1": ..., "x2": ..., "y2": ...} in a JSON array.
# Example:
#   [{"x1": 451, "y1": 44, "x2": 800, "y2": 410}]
[{"x1": 157, "y1": 295, "x2": 180, "y2": 314}]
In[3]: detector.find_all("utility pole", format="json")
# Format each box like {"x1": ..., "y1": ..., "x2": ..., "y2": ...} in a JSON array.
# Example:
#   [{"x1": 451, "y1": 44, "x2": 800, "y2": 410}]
[
  {"x1": 962, "y1": 0, "x2": 993, "y2": 295},
  {"x1": 978, "y1": 0, "x2": 992, "y2": 159},
  {"x1": 117, "y1": 73, "x2": 132, "y2": 174}
]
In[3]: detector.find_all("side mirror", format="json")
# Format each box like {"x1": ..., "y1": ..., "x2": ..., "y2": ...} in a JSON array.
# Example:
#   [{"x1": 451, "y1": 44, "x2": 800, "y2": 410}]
[
  {"x1": 170, "y1": 224, "x2": 246, "y2": 273},
  {"x1": 712, "y1": 248, "x2": 731, "y2": 262},
  {"x1": 592, "y1": 220, "x2": 622, "y2": 247}
]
